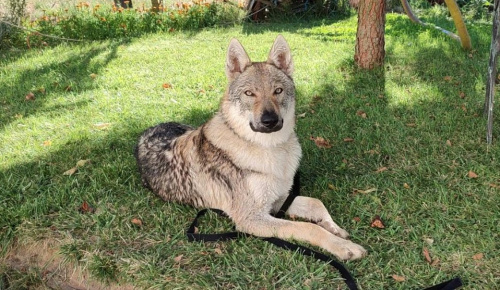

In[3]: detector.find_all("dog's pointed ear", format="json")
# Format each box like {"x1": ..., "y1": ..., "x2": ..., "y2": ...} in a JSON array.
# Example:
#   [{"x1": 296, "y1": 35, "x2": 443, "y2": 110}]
[
  {"x1": 226, "y1": 38, "x2": 251, "y2": 81},
  {"x1": 267, "y1": 35, "x2": 293, "y2": 77}
]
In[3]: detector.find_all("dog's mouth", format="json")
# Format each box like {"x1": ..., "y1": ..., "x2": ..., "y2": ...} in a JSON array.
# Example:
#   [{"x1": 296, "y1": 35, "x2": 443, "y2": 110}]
[{"x1": 249, "y1": 120, "x2": 283, "y2": 133}]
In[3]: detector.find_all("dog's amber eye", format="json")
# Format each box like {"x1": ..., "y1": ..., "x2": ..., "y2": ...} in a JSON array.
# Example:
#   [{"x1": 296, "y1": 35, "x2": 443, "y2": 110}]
[
  {"x1": 244, "y1": 90, "x2": 254, "y2": 96},
  {"x1": 274, "y1": 88, "x2": 283, "y2": 94}
]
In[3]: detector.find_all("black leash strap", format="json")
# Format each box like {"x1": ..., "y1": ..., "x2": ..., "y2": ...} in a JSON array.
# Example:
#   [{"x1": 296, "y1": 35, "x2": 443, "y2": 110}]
[{"x1": 186, "y1": 173, "x2": 462, "y2": 290}]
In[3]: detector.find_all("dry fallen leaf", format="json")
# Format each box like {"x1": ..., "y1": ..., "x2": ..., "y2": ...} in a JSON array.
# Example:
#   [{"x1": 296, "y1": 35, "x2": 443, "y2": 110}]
[
  {"x1": 489, "y1": 183, "x2": 500, "y2": 189},
  {"x1": 423, "y1": 237, "x2": 434, "y2": 246},
  {"x1": 63, "y1": 167, "x2": 78, "y2": 176},
  {"x1": 93, "y1": 122, "x2": 112, "y2": 130},
  {"x1": 370, "y1": 215, "x2": 385, "y2": 229},
  {"x1": 459, "y1": 91, "x2": 466, "y2": 99},
  {"x1": 76, "y1": 159, "x2": 90, "y2": 167},
  {"x1": 403, "y1": 183, "x2": 410, "y2": 189},
  {"x1": 162, "y1": 83, "x2": 172, "y2": 89},
  {"x1": 353, "y1": 217, "x2": 361, "y2": 222},
  {"x1": 89, "y1": 73, "x2": 98, "y2": 79},
  {"x1": 173, "y1": 254, "x2": 183, "y2": 263},
  {"x1": 446, "y1": 140, "x2": 452, "y2": 147},
  {"x1": 42, "y1": 140, "x2": 52, "y2": 146},
  {"x1": 375, "y1": 167, "x2": 388, "y2": 173},
  {"x1": 343, "y1": 137, "x2": 354, "y2": 142},
  {"x1": 297, "y1": 112, "x2": 306, "y2": 118},
  {"x1": 356, "y1": 188, "x2": 377, "y2": 194},
  {"x1": 444, "y1": 76, "x2": 452, "y2": 81},
  {"x1": 406, "y1": 123, "x2": 416, "y2": 128},
  {"x1": 468, "y1": 171, "x2": 479, "y2": 179},
  {"x1": 214, "y1": 247, "x2": 223, "y2": 255},
  {"x1": 423, "y1": 247, "x2": 432, "y2": 264},
  {"x1": 131, "y1": 218, "x2": 143, "y2": 226},
  {"x1": 472, "y1": 253, "x2": 484, "y2": 260},
  {"x1": 356, "y1": 110, "x2": 367, "y2": 119},
  {"x1": 25, "y1": 92, "x2": 35, "y2": 101},
  {"x1": 310, "y1": 136, "x2": 332, "y2": 149},
  {"x1": 79, "y1": 201, "x2": 95, "y2": 214},
  {"x1": 392, "y1": 275, "x2": 406, "y2": 282},
  {"x1": 431, "y1": 258, "x2": 440, "y2": 267}
]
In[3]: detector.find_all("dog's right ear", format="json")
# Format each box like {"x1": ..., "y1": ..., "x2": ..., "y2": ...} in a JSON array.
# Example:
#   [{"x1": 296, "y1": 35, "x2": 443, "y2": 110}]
[{"x1": 226, "y1": 38, "x2": 251, "y2": 81}]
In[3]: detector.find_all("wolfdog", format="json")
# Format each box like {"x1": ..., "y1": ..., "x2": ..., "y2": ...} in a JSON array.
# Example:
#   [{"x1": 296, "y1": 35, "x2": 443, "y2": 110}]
[{"x1": 135, "y1": 35, "x2": 366, "y2": 261}]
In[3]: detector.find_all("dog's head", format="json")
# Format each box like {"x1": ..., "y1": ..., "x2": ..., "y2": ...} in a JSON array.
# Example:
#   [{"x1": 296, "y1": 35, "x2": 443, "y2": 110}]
[{"x1": 222, "y1": 35, "x2": 295, "y2": 140}]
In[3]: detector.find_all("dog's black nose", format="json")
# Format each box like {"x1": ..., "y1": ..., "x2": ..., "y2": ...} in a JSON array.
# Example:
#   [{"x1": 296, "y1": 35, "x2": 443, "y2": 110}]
[{"x1": 261, "y1": 111, "x2": 279, "y2": 128}]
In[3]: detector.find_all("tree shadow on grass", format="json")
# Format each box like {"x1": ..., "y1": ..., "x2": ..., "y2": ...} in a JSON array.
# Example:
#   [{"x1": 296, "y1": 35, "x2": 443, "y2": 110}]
[{"x1": 0, "y1": 39, "x2": 129, "y2": 130}]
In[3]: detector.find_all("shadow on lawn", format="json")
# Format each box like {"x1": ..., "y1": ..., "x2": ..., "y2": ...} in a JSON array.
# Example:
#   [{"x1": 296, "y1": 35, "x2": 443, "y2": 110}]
[{"x1": 0, "y1": 39, "x2": 128, "y2": 130}]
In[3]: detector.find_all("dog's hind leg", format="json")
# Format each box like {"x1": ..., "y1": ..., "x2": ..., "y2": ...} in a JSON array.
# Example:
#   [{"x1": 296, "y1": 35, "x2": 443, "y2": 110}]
[
  {"x1": 274, "y1": 196, "x2": 350, "y2": 239},
  {"x1": 235, "y1": 215, "x2": 366, "y2": 261}
]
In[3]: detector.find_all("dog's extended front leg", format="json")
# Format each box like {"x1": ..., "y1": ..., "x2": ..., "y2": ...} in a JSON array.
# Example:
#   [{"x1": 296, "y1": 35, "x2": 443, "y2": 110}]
[
  {"x1": 235, "y1": 214, "x2": 366, "y2": 261},
  {"x1": 273, "y1": 196, "x2": 350, "y2": 239}
]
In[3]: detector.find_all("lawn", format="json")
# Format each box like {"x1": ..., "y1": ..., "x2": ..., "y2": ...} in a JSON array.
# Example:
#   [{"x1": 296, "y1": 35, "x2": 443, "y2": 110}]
[{"x1": 1, "y1": 11, "x2": 499, "y2": 289}]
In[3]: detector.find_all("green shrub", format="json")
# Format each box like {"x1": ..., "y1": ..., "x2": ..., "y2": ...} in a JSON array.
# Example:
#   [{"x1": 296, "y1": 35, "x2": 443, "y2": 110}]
[{"x1": 2, "y1": 1, "x2": 245, "y2": 49}]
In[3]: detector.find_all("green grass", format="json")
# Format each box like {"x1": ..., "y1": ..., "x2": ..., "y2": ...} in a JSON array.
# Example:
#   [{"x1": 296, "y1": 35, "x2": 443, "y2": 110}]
[{"x1": 1, "y1": 13, "x2": 499, "y2": 289}]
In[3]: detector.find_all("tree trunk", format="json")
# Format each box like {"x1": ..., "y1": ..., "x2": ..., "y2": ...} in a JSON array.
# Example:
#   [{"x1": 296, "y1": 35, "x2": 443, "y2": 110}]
[
  {"x1": 354, "y1": 0, "x2": 386, "y2": 69},
  {"x1": 485, "y1": 0, "x2": 500, "y2": 144},
  {"x1": 115, "y1": 0, "x2": 133, "y2": 8},
  {"x1": 151, "y1": 0, "x2": 161, "y2": 12}
]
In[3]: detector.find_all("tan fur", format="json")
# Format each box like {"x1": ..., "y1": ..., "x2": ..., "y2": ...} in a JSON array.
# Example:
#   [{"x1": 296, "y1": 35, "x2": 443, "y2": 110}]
[{"x1": 135, "y1": 35, "x2": 367, "y2": 261}]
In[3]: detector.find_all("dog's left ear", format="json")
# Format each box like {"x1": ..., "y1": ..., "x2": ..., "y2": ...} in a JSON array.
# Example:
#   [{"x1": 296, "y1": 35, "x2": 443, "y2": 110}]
[{"x1": 267, "y1": 35, "x2": 293, "y2": 77}]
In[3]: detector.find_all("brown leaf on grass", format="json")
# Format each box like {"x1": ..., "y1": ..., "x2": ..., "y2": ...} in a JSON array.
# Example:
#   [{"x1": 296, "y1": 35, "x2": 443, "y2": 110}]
[
  {"x1": 356, "y1": 110, "x2": 367, "y2": 119},
  {"x1": 392, "y1": 275, "x2": 406, "y2": 282},
  {"x1": 403, "y1": 183, "x2": 410, "y2": 189},
  {"x1": 459, "y1": 92, "x2": 466, "y2": 99},
  {"x1": 468, "y1": 171, "x2": 478, "y2": 179},
  {"x1": 214, "y1": 247, "x2": 223, "y2": 255},
  {"x1": 162, "y1": 83, "x2": 172, "y2": 89},
  {"x1": 173, "y1": 254, "x2": 183, "y2": 263},
  {"x1": 64, "y1": 85, "x2": 72, "y2": 92},
  {"x1": 446, "y1": 140, "x2": 452, "y2": 146},
  {"x1": 461, "y1": 104, "x2": 467, "y2": 112},
  {"x1": 79, "y1": 201, "x2": 95, "y2": 214},
  {"x1": 431, "y1": 258, "x2": 440, "y2": 267},
  {"x1": 444, "y1": 76, "x2": 452, "y2": 81},
  {"x1": 194, "y1": 226, "x2": 199, "y2": 234},
  {"x1": 370, "y1": 215, "x2": 385, "y2": 229},
  {"x1": 353, "y1": 217, "x2": 361, "y2": 222},
  {"x1": 375, "y1": 167, "x2": 388, "y2": 173},
  {"x1": 93, "y1": 122, "x2": 112, "y2": 130},
  {"x1": 89, "y1": 73, "x2": 98, "y2": 79},
  {"x1": 472, "y1": 253, "x2": 484, "y2": 260},
  {"x1": 355, "y1": 188, "x2": 377, "y2": 194},
  {"x1": 309, "y1": 136, "x2": 332, "y2": 148},
  {"x1": 131, "y1": 218, "x2": 143, "y2": 226},
  {"x1": 63, "y1": 167, "x2": 78, "y2": 176},
  {"x1": 489, "y1": 183, "x2": 500, "y2": 189},
  {"x1": 423, "y1": 247, "x2": 432, "y2": 263},
  {"x1": 42, "y1": 140, "x2": 52, "y2": 147},
  {"x1": 76, "y1": 159, "x2": 90, "y2": 167},
  {"x1": 343, "y1": 137, "x2": 354, "y2": 142},
  {"x1": 25, "y1": 92, "x2": 35, "y2": 101},
  {"x1": 406, "y1": 123, "x2": 416, "y2": 128}
]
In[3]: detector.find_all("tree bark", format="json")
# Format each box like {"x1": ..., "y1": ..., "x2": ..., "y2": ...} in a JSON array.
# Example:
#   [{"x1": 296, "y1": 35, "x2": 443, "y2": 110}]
[
  {"x1": 485, "y1": 0, "x2": 500, "y2": 144},
  {"x1": 115, "y1": 0, "x2": 133, "y2": 8},
  {"x1": 354, "y1": 0, "x2": 386, "y2": 69},
  {"x1": 151, "y1": 0, "x2": 161, "y2": 12}
]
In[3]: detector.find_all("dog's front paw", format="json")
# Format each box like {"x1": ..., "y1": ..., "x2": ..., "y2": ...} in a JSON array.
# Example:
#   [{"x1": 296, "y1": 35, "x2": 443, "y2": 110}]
[
  {"x1": 318, "y1": 220, "x2": 349, "y2": 239},
  {"x1": 337, "y1": 242, "x2": 367, "y2": 261}
]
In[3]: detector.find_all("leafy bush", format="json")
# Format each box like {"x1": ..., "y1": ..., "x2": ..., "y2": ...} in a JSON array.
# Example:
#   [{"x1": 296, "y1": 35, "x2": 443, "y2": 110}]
[{"x1": 2, "y1": 1, "x2": 245, "y2": 49}]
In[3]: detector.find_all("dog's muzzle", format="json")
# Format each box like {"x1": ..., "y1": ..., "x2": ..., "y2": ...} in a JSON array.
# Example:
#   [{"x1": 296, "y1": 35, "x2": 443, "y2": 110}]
[{"x1": 250, "y1": 110, "x2": 283, "y2": 133}]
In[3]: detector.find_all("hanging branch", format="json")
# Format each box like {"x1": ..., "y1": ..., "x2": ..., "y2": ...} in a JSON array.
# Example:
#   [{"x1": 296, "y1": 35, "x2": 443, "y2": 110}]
[{"x1": 399, "y1": 0, "x2": 471, "y2": 50}]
